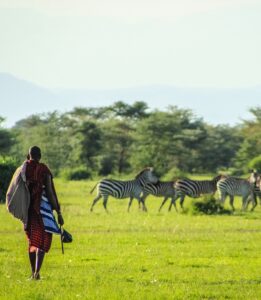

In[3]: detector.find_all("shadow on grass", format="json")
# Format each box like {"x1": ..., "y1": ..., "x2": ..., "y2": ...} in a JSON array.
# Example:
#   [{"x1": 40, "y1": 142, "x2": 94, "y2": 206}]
[
  {"x1": 206, "y1": 278, "x2": 261, "y2": 285},
  {"x1": 181, "y1": 264, "x2": 212, "y2": 269},
  {"x1": 81, "y1": 258, "x2": 99, "y2": 262}
]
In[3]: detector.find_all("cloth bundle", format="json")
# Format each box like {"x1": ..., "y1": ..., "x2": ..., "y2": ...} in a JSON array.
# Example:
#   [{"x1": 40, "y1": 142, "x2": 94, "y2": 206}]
[{"x1": 40, "y1": 193, "x2": 61, "y2": 235}]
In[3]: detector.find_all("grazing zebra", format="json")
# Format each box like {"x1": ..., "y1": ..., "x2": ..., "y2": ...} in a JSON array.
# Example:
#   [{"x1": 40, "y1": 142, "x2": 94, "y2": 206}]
[
  {"x1": 217, "y1": 171, "x2": 259, "y2": 211},
  {"x1": 130, "y1": 181, "x2": 176, "y2": 212},
  {"x1": 90, "y1": 167, "x2": 158, "y2": 212},
  {"x1": 168, "y1": 175, "x2": 223, "y2": 211},
  {"x1": 247, "y1": 171, "x2": 260, "y2": 210},
  {"x1": 253, "y1": 185, "x2": 261, "y2": 206}
]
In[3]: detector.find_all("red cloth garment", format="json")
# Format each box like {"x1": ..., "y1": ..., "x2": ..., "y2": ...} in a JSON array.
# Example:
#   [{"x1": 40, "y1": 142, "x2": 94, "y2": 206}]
[
  {"x1": 26, "y1": 207, "x2": 52, "y2": 252},
  {"x1": 25, "y1": 160, "x2": 53, "y2": 253}
]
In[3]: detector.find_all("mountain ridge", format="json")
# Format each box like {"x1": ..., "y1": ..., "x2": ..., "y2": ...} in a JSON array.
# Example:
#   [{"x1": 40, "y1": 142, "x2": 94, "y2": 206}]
[{"x1": 1, "y1": 73, "x2": 260, "y2": 127}]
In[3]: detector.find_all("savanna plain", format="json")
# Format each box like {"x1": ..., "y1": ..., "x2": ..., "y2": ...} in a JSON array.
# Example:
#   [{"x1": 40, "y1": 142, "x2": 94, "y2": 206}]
[{"x1": 0, "y1": 177, "x2": 261, "y2": 300}]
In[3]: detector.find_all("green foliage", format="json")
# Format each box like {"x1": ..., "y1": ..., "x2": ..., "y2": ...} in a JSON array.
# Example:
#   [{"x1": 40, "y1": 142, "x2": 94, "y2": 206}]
[
  {"x1": 99, "y1": 155, "x2": 115, "y2": 176},
  {"x1": 248, "y1": 155, "x2": 261, "y2": 171},
  {"x1": 59, "y1": 166, "x2": 92, "y2": 180},
  {"x1": 197, "y1": 125, "x2": 243, "y2": 172},
  {"x1": 131, "y1": 107, "x2": 206, "y2": 175},
  {"x1": 4, "y1": 103, "x2": 261, "y2": 177},
  {"x1": 12, "y1": 112, "x2": 73, "y2": 174},
  {"x1": 109, "y1": 101, "x2": 149, "y2": 119},
  {"x1": 161, "y1": 166, "x2": 188, "y2": 181},
  {"x1": 216, "y1": 167, "x2": 242, "y2": 176},
  {"x1": 0, "y1": 117, "x2": 14, "y2": 155},
  {"x1": 77, "y1": 120, "x2": 102, "y2": 168},
  {"x1": 191, "y1": 196, "x2": 231, "y2": 215},
  {"x1": 234, "y1": 107, "x2": 261, "y2": 172},
  {"x1": 101, "y1": 120, "x2": 133, "y2": 174},
  {"x1": 0, "y1": 157, "x2": 17, "y2": 202}
]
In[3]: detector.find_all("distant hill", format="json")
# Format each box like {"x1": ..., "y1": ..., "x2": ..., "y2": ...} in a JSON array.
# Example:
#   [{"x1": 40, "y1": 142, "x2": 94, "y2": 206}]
[{"x1": 0, "y1": 73, "x2": 260, "y2": 127}]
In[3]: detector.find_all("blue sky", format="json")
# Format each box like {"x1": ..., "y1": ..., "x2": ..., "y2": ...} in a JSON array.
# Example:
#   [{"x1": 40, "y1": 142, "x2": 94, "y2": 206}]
[{"x1": 0, "y1": 0, "x2": 261, "y2": 89}]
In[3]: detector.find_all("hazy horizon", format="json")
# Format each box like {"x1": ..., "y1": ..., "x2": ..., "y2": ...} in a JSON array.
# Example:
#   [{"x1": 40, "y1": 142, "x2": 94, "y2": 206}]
[
  {"x1": 0, "y1": 1, "x2": 260, "y2": 127},
  {"x1": 1, "y1": 72, "x2": 260, "y2": 128},
  {"x1": 1, "y1": 0, "x2": 261, "y2": 89}
]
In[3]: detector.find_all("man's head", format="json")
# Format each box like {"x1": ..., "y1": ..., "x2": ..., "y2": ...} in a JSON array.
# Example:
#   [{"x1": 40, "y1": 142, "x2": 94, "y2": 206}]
[{"x1": 28, "y1": 146, "x2": 41, "y2": 161}]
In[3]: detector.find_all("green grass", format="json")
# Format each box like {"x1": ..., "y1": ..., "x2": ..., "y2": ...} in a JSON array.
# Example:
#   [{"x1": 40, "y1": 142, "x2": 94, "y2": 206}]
[{"x1": 0, "y1": 178, "x2": 261, "y2": 300}]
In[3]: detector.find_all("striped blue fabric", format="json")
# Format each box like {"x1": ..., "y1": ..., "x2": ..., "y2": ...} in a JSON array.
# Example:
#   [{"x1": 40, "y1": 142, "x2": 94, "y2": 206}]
[{"x1": 40, "y1": 193, "x2": 61, "y2": 235}]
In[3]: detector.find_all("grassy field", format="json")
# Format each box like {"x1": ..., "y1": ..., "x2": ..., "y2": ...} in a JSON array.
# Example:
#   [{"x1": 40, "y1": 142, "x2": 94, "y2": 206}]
[{"x1": 0, "y1": 178, "x2": 261, "y2": 300}]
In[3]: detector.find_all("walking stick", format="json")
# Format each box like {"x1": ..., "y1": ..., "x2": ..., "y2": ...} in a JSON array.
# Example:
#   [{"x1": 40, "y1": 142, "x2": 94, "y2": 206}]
[{"x1": 60, "y1": 225, "x2": 64, "y2": 254}]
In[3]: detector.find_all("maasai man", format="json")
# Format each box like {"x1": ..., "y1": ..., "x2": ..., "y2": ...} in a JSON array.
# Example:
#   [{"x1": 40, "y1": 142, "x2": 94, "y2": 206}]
[{"x1": 25, "y1": 146, "x2": 64, "y2": 280}]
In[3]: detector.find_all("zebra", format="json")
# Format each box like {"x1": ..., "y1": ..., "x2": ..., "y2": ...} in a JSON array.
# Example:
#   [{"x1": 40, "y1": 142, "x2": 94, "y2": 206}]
[
  {"x1": 246, "y1": 171, "x2": 260, "y2": 210},
  {"x1": 128, "y1": 181, "x2": 176, "y2": 212},
  {"x1": 168, "y1": 175, "x2": 223, "y2": 211},
  {"x1": 253, "y1": 185, "x2": 261, "y2": 206},
  {"x1": 217, "y1": 171, "x2": 259, "y2": 211},
  {"x1": 89, "y1": 167, "x2": 158, "y2": 212}
]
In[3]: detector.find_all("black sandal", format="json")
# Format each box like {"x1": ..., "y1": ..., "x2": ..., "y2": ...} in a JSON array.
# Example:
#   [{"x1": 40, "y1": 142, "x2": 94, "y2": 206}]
[{"x1": 34, "y1": 272, "x2": 41, "y2": 280}]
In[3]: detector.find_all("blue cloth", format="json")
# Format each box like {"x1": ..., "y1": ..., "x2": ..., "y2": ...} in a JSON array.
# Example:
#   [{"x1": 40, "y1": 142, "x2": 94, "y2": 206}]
[{"x1": 40, "y1": 193, "x2": 61, "y2": 235}]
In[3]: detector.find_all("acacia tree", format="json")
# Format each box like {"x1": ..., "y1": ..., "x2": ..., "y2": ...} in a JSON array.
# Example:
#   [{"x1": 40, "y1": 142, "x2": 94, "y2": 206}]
[
  {"x1": 0, "y1": 117, "x2": 16, "y2": 201},
  {"x1": 196, "y1": 124, "x2": 243, "y2": 172},
  {"x1": 12, "y1": 112, "x2": 72, "y2": 174},
  {"x1": 109, "y1": 101, "x2": 149, "y2": 120},
  {"x1": 233, "y1": 107, "x2": 261, "y2": 172},
  {"x1": 67, "y1": 101, "x2": 148, "y2": 175},
  {"x1": 131, "y1": 107, "x2": 206, "y2": 175},
  {"x1": 100, "y1": 120, "x2": 134, "y2": 175},
  {"x1": 9, "y1": 102, "x2": 258, "y2": 178},
  {"x1": 0, "y1": 117, "x2": 14, "y2": 156},
  {"x1": 77, "y1": 120, "x2": 102, "y2": 169}
]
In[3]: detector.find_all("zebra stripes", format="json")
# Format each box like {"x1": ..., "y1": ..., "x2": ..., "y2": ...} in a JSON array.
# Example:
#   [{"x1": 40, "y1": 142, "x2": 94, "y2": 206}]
[
  {"x1": 245, "y1": 173, "x2": 261, "y2": 210},
  {"x1": 90, "y1": 167, "x2": 158, "y2": 212},
  {"x1": 217, "y1": 171, "x2": 259, "y2": 211},
  {"x1": 168, "y1": 175, "x2": 223, "y2": 211},
  {"x1": 254, "y1": 186, "x2": 261, "y2": 205},
  {"x1": 89, "y1": 169, "x2": 260, "y2": 213},
  {"x1": 138, "y1": 181, "x2": 176, "y2": 212}
]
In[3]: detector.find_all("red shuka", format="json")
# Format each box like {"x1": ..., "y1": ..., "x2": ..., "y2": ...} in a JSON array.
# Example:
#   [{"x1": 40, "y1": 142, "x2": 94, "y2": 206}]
[{"x1": 25, "y1": 160, "x2": 54, "y2": 252}]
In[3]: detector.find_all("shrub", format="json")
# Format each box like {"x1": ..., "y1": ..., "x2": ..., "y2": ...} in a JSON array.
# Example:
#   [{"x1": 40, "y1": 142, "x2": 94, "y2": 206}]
[
  {"x1": 162, "y1": 167, "x2": 188, "y2": 181},
  {"x1": 59, "y1": 166, "x2": 92, "y2": 181},
  {"x1": 191, "y1": 195, "x2": 231, "y2": 215},
  {"x1": 216, "y1": 167, "x2": 242, "y2": 176},
  {"x1": 0, "y1": 157, "x2": 18, "y2": 202},
  {"x1": 248, "y1": 155, "x2": 261, "y2": 172},
  {"x1": 99, "y1": 156, "x2": 115, "y2": 176}
]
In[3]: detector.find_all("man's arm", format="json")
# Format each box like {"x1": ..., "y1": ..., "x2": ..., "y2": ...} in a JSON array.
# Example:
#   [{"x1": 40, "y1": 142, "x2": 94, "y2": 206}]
[{"x1": 45, "y1": 174, "x2": 64, "y2": 225}]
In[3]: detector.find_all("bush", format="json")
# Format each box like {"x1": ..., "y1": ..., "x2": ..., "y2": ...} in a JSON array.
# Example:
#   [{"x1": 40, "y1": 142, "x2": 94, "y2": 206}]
[
  {"x1": 248, "y1": 155, "x2": 261, "y2": 171},
  {"x1": 0, "y1": 157, "x2": 18, "y2": 202},
  {"x1": 59, "y1": 166, "x2": 92, "y2": 180},
  {"x1": 216, "y1": 167, "x2": 242, "y2": 176},
  {"x1": 99, "y1": 156, "x2": 115, "y2": 176},
  {"x1": 191, "y1": 195, "x2": 231, "y2": 215},
  {"x1": 162, "y1": 167, "x2": 188, "y2": 181}
]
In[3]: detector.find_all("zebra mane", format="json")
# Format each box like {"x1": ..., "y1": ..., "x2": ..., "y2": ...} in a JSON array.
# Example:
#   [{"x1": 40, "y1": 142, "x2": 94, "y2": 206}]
[
  {"x1": 248, "y1": 170, "x2": 260, "y2": 185},
  {"x1": 213, "y1": 174, "x2": 225, "y2": 182},
  {"x1": 135, "y1": 167, "x2": 153, "y2": 179}
]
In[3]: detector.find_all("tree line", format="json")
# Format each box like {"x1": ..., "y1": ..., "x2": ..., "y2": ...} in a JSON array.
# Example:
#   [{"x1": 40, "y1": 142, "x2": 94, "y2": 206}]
[{"x1": 0, "y1": 102, "x2": 261, "y2": 180}]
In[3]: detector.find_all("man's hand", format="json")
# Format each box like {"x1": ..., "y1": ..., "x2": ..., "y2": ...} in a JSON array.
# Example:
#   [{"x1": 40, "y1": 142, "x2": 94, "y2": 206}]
[{"x1": 57, "y1": 212, "x2": 64, "y2": 226}]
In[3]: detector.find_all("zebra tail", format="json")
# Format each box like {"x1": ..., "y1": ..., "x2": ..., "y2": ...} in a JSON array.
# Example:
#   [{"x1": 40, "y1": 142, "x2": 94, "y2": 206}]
[{"x1": 90, "y1": 182, "x2": 99, "y2": 194}]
